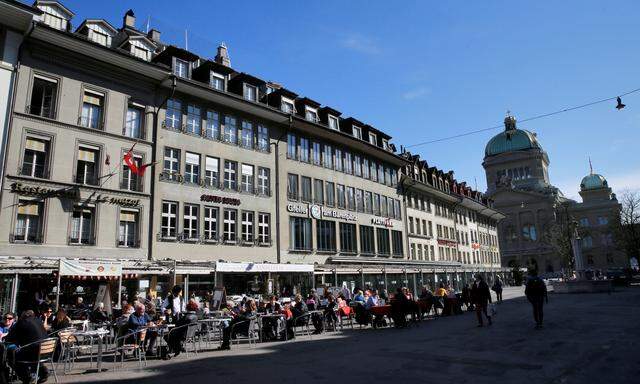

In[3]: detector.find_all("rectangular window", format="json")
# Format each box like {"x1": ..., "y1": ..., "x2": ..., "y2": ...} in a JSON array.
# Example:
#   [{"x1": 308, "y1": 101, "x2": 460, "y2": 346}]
[
  {"x1": 352, "y1": 126, "x2": 362, "y2": 140},
  {"x1": 340, "y1": 223, "x2": 357, "y2": 253},
  {"x1": 161, "y1": 201, "x2": 178, "y2": 238},
  {"x1": 244, "y1": 84, "x2": 257, "y2": 102},
  {"x1": 344, "y1": 152, "x2": 353, "y2": 174},
  {"x1": 337, "y1": 184, "x2": 346, "y2": 208},
  {"x1": 241, "y1": 164, "x2": 254, "y2": 193},
  {"x1": 224, "y1": 115, "x2": 238, "y2": 144},
  {"x1": 185, "y1": 104, "x2": 201, "y2": 135},
  {"x1": 287, "y1": 173, "x2": 299, "y2": 200},
  {"x1": 376, "y1": 228, "x2": 390, "y2": 255},
  {"x1": 281, "y1": 97, "x2": 295, "y2": 113},
  {"x1": 323, "y1": 145, "x2": 333, "y2": 168},
  {"x1": 173, "y1": 58, "x2": 190, "y2": 78},
  {"x1": 316, "y1": 220, "x2": 336, "y2": 252},
  {"x1": 368, "y1": 132, "x2": 377, "y2": 145},
  {"x1": 163, "y1": 147, "x2": 180, "y2": 181},
  {"x1": 364, "y1": 191, "x2": 373, "y2": 214},
  {"x1": 223, "y1": 161, "x2": 237, "y2": 190},
  {"x1": 80, "y1": 90, "x2": 104, "y2": 129},
  {"x1": 314, "y1": 179, "x2": 324, "y2": 204},
  {"x1": 122, "y1": 154, "x2": 142, "y2": 191},
  {"x1": 355, "y1": 189, "x2": 364, "y2": 213},
  {"x1": 29, "y1": 76, "x2": 57, "y2": 118},
  {"x1": 346, "y1": 187, "x2": 355, "y2": 211},
  {"x1": 289, "y1": 217, "x2": 312, "y2": 251},
  {"x1": 258, "y1": 213, "x2": 270, "y2": 244},
  {"x1": 125, "y1": 105, "x2": 143, "y2": 138},
  {"x1": 359, "y1": 225, "x2": 375, "y2": 254},
  {"x1": 328, "y1": 115, "x2": 339, "y2": 130},
  {"x1": 370, "y1": 161, "x2": 378, "y2": 182},
  {"x1": 70, "y1": 206, "x2": 95, "y2": 245},
  {"x1": 287, "y1": 134, "x2": 297, "y2": 159},
  {"x1": 363, "y1": 158, "x2": 370, "y2": 179},
  {"x1": 377, "y1": 164, "x2": 384, "y2": 184},
  {"x1": 380, "y1": 196, "x2": 387, "y2": 217},
  {"x1": 305, "y1": 107, "x2": 318, "y2": 123},
  {"x1": 353, "y1": 155, "x2": 362, "y2": 177},
  {"x1": 373, "y1": 193, "x2": 380, "y2": 215},
  {"x1": 75, "y1": 145, "x2": 99, "y2": 185},
  {"x1": 241, "y1": 120, "x2": 254, "y2": 149},
  {"x1": 223, "y1": 209, "x2": 237, "y2": 242},
  {"x1": 299, "y1": 137, "x2": 309, "y2": 162},
  {"x1": 301, "y1": 176, "x2": 312, "y2": 202},
  {"x1": 204, "y1": 206, "x2": 218, "y2": 241},
  {"x1": 205, "y1": 110, "x2": 221, "y2": 140},
  {"x1": 185, "y1": 152, "x2": 200, "y2": 184},
  {"x1": 210, "y1": 72, "x2": 225, "y2": 90},
  {"x1": 334, "y1": 149, "x2": 343, "y2": 172},
  {"x1": 258, "y1": 167, "x2": 270, "y2": 196},
  {"x1": 183, "y1": 204, "x2": 199, "y2": 240},
  {"x1": 387, "y1": 198, "x2": 394, "y2": 219},
  {"x1": 384, "y1": 167, "x2": 391, "y2": 186},
  {"x1": 312, "y1": 142, "x2": 321, "y2": 165},
  {"x1": 257, "y1": 125, "x2": 269, "y2": 151},
  {"x1": 21, "y1": 137, "x2": 50, "y2": 178},
  {"x1": 241, "y1": 211, "x2": 254, "y2": 243},
  {"x1": 165, "y1": 99, "x2": 182, "y2": 129},
  {"x1": 205, "y1": 156, "x2": 219, "y2": 188},
  {"x1": 13, "y1": 200, "x2": 44, "y2": 243},
  {"x1": 392, "y1": 230, "x2": 403, "y2": 256},
  {"x1": 326, "y1": 182, "x2": 335, "y2": 206},
  {"x1": 394, "y1": 199, "x2": 401, "y2": 220}
]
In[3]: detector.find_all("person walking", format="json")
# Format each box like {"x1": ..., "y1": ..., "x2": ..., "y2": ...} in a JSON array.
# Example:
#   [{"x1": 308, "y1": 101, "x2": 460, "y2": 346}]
[
  {"x1": 492, "y1": 277, "x2": 503, "y2": 303},
  {"x1": 525, "y1": 269, "x2": 548, "y2": 329},
  {"x1": 471, "y1": 275, "x2": 492, "y2": 327}
]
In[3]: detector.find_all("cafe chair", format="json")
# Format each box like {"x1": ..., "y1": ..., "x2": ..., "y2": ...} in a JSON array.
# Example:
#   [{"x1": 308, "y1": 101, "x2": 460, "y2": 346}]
[
  {"x1": 14, "y1": 337, "x2": 59, "y2": 384},
  {"x1": 230, "y1": 318, "x2": 259, "y2": 347}
]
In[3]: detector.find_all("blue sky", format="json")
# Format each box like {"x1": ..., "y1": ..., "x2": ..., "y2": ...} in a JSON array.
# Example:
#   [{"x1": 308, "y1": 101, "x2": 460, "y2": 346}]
[{"x1": 59, "y1": 0, "x2": 640, "y2": 199}]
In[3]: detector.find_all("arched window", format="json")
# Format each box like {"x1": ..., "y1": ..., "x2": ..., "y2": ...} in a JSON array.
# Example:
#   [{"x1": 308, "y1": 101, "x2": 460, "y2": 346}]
[{"x1": 522, "y1": 224, "x2": 537, "y2": 241}]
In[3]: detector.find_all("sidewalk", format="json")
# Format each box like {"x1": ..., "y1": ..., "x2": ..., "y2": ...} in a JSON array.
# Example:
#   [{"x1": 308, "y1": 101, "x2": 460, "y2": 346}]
[{"x1": 61, "y1": 286, "x2": 640, "y2": 384}]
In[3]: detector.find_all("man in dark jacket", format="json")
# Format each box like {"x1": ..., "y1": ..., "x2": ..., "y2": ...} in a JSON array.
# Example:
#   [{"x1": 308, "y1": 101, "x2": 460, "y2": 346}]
[
  {"x1": 5, "y1": 310, "x2": 48, "y2": 383},
  {"x1": 471, "y1": 275, "x2": 492, "y2": 327},
  {"x1": 164, "y1": 301, "x2": 199, "y2": 359},
  {"x1": 525, "y1": 269, "x2": 548, "y2": 329}
]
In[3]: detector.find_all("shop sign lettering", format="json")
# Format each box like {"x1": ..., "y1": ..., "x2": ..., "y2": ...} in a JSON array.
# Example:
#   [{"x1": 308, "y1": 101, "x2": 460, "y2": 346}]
[
  {"x1": 200, "y1": 194, "x2": 241, "y2": 206},
  {"x1": 287, "y1": 203, "x2": 308, "y2": 215},
  {"x1": 322, "y1": 208, "x2": 357, "y2": 221},
  {"x1": 371, "y1": 217, "x2": 393, "y2": 227}
]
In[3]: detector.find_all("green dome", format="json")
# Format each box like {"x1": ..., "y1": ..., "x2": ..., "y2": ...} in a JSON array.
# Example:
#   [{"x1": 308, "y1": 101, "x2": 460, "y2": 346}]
[
  {"x1": 580, "y1": 174, "x2": 608, "y2": 190},
  {"x1": 485, "y1": 128, "x2": 541, "y2": 157}
]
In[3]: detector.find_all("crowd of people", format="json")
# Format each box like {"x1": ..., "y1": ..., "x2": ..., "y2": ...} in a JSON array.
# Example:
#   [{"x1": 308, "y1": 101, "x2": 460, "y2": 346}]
[{"x1": 0, "y1": 273, "x2": 530, "y2": 383}]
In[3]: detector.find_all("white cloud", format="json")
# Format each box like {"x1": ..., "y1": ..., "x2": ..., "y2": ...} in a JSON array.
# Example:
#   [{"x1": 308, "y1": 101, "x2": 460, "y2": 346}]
[
  {"x1": 340, "y1": 34, "x2": 381, "y2": 55},
  {"x1": 402, "y1": 87, "x2": 430, "y2": 100}
]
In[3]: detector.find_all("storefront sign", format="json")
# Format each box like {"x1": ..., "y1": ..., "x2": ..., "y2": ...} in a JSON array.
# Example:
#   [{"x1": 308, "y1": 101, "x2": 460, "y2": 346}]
[
  {"x1": 200, "y1": 194, "x2": 241, "y2": 206},
  {"x1": 215, "y1": 262, "x2": 314, "y2": 273},
  {"x1": 371, "y1": 217, "x2": 393, "y2": 227},
  {"x1": 286, "y1": 203, "x2": 308, "y2": 215},
  {"x1": 322, "y1": 207, "x2": 357, "y2": 221},
  {"x1": 59, "y1": 259, "x2": 122, "y2": 277},
  {"x1": 11, "y1": 182, "x2": 78, "y2": 200},
  {"x1": 11, "y1": 182, "x2": 139, "y2": 207},
  {"x1": 309, "y1": 204, "x2": 322, "y2": 219},
  {"x1": 471, "y1": 243, "x2": 481, "y2": 250},
  {"x1": 437, "y1": 239, "x2": 457, "y2": 247}
]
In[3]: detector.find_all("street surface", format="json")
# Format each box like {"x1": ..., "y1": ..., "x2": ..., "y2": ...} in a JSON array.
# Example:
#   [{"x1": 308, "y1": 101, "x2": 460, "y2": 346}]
[{"x1": 64, "y1": 286, "x2": 640, "y2": 384}]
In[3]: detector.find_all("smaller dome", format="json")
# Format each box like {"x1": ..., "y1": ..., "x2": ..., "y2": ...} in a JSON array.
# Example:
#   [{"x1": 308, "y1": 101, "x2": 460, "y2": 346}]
[{"x1": 580, "y1": 174, "x2": 608, "y2": 190}]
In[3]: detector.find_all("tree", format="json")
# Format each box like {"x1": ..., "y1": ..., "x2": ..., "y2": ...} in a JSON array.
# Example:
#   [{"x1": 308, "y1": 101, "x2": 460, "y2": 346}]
[{"x1": 611, "y1": 190, "x2": 640, "y2": 263}]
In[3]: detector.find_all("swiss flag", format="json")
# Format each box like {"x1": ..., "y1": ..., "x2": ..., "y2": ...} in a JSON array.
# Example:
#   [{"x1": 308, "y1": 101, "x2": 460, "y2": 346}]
[{"x1": 124, "y1": 145, "x2": 153, "y2": 176}]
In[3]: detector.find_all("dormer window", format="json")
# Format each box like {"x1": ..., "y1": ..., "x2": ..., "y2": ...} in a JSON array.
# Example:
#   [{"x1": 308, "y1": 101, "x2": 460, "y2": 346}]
[
  {"x1": 368, "y1": 132, "x2": 377, "y2": 145},
  {"x1": 382, "y1": 138, "x2": 390, "y2": 150},
  {"x1": 37, "y1": 1, "x2": 73, "y2": 31},
  {"x1": 281, "y1": 97, "x2": 295, "y2": 113},
  {"x1": 89, "y1": 29, "x2": 110, "y2": 46},
  {"x1": 210, "y1": 72, "x2": 225, "y2": 91},
  {"x1": 173, "y1": 58, "x2": 190, "y2": 79},
  {"x1": 352, "y1": 126, "x2": 362, "y2": 140},
  {"x1": 244, "y1": 84, "x2": 257, "y2": 102},
  {"x1": 328, "y1": 115, "x2": 339, "y2": 130},
  {"x1": 305, "y1": 107, "x2": 318, "y2": 123}
]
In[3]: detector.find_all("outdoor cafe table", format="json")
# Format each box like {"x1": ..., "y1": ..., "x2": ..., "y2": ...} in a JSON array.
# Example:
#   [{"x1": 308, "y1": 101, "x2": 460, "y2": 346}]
[
  {"x1": 149, "y1": 323, "x2": 175, "y2": 355},
  {"x1": 369, "y1": 305, "x2": 393, "y2": 328},
  {"x1": 72, "y1": 328, "x2": 109, "y2": 372}
]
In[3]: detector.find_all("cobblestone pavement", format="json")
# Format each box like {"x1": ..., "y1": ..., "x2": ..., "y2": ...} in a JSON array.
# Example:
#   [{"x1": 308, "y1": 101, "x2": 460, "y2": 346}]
[{"x1": 62, "y1": 286, "x2": 640, "y2": 384}]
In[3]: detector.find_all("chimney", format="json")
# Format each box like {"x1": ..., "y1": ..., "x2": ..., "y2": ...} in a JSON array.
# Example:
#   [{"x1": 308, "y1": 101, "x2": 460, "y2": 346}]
[
  {"x1": 147, "y1": 29, "x2": 161, "y2": 43},
  {"x1": 123, "y1": 9, "x2": 136, "y2": 29},
  {"x1": 215, "y1": 42, "x2": 231, "y2": 67}
]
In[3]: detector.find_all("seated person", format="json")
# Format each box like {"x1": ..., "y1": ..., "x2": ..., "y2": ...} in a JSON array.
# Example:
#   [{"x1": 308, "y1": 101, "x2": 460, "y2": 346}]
[
  {"x1": 323, "y1": 296, "x2": 338, "y2": 328},
  {"x1": 91, "y1": 302, "x2": 110, "y2": 324},
  {"x1": 265, "y1": 296, "x2": 281, "y2": 313},
  {"x1": 39, "y1": 306, "x2": 53, "y2": 332},
  {"x1": 51, "y1": 309, "x2": 71, "y2": 332},
  {"x1": 353, "y1": 290, "x2": 366, "y2": 304},
  {"x1": 127, "y1": 303, "x2": 158, "y2": 356},
  {"x1": 390, "y1": 288, "x2": 409, "y2": 328},
  {"x1": 305, "y1": 294, "x2": 317, "y2": 311},
  {"x1": 219, "y1": 300, "x2": 257, "y2": 350},
  {"x1": 163, "y1": 300, "x2": 198, "y2": 359},
  {"x1": 0, "y1": 312, "x2": 16, "y2": 341},
  {"x1": 5, "y1": 310, "x2": 48, "y2": 383}
]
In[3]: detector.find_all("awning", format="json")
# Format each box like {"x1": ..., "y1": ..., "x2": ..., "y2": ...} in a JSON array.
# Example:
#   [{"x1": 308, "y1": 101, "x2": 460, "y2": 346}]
[
  {"x1": 59, "y1": 259, "x2": 122, "y2": 277},
  {"x1": 215, "y1": 262, "x2": 314, "y2": 273}
]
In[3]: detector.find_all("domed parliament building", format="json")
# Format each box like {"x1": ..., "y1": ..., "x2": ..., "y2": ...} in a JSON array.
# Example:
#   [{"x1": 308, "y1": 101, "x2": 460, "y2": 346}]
[{"x1": 483, "y1": 116, "x2": 627, "y2": 274}]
